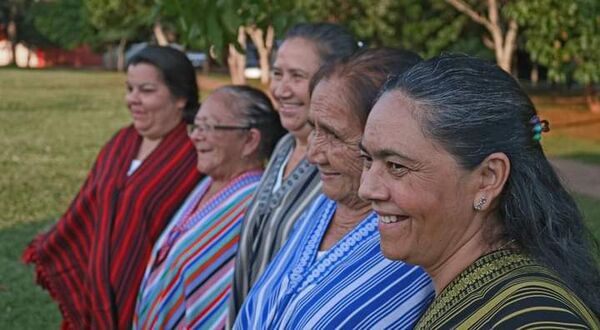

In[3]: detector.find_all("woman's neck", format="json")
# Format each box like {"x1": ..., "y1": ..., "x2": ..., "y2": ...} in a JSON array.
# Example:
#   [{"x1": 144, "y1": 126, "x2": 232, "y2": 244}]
[
  {"x1": 283, "y1": 136, "x2": 309, "y2": 179},
  {"x1": 136, "y1": 137, "x2": 162, "y2": 161},
  {"x1": 198, "y1": 165, "x2": 262, "y2": 210},
  {"x1": 426, "y1": 229, "x2": 495, "y2": 295},
  {"x1": 319, "y1": 201, "x2": 371, "y2": 251}
]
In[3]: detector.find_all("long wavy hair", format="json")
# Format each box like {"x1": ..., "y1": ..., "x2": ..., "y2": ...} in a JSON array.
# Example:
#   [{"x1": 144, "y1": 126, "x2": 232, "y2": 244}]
[{"x1": 379, "y1": 54, "x2": 600, "y2": 315}]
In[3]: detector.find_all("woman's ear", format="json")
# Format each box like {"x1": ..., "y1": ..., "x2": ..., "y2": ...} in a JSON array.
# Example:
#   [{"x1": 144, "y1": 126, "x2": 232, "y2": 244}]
[
  {"x1": 241, "y1": 128, "x2": 261, "y2": 159},
  {"x1": 176, "y1": 97, "x2": 187, "y2": 111},
  {"x1": 473, "y1": 152, "x2": 510, "y2": 211}
]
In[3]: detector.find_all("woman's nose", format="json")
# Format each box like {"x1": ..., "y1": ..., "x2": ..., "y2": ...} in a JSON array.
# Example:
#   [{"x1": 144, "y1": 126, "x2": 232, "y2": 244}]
[
  {"x1": 358, "y1": 165, "x2": 387, "y2": 202},
  {"x1": 306, "y1": 132, "x2": 325, "y2": 165},
  {"x1": 272, "y1": 78, "x2": 292, "y2": 100},
  {"x1": 126, "y1": 90, "x2": 139, "y2": 104}
]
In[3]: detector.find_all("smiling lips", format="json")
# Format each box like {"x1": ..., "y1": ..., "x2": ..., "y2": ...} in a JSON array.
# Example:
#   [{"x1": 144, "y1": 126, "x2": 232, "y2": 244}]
[
  {"x1": 378, "y1": 215, "x2": 409, "y2": 224},
  {"x1": 278, "y1": 102, "x2": 302, "y2": 115}
]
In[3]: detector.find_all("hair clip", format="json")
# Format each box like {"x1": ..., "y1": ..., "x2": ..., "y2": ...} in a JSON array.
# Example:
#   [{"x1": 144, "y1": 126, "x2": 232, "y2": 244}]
[{"x1": 529, "y1": 115, "x2": 550, "y2": 142}]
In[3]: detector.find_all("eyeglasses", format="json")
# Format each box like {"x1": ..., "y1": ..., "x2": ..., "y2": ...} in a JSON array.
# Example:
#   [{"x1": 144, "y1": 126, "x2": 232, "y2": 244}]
[{"x1": 187, "y1": 122, "x2": 251, "y2": 135}]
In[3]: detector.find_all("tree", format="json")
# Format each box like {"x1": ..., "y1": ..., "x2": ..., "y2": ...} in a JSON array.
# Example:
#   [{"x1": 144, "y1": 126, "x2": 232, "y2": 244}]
[
  {"x1": 157, "y1": 0, "x2": 296, "y2": 84},
  {"x1": 84, "y1": 0, "x2": 154, "y2": 71},
  {"x1": 29, "y1": 0, "x2": 97, "y2": 50},
  {"x1": 444, "y1": 0, "x2": 518, "y2": 72},
  {"x1": 0, "y1": 0, "x2": 41, "y2": 65},
  {"x1": 299, "y1": 0, "x2": 493, "y2": 60},
  {"x1": 507, "y1": 0, "x2": 600, "y2": 112}
]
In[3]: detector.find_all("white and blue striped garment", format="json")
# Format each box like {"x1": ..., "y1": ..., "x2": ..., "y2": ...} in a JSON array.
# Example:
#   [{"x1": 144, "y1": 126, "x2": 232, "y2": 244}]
[{"x1": 234, "y1": 195, "x2": 434, "y2": 329}]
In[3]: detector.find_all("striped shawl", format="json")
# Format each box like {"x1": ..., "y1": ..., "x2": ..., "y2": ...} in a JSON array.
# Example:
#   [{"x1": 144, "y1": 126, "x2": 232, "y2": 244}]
[{"x1": 23, "y1": 123, "x2": 202, "y2": 329}]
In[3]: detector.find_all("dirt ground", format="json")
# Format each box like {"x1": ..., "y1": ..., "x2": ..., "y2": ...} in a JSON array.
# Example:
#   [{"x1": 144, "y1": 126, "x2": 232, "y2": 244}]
[{"x1": 533, "y1": 97, "x2": 600, "y2": 142}]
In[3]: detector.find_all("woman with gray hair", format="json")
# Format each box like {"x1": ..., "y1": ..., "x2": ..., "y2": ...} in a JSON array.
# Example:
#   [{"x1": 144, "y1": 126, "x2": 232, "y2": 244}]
[
  {"x1": 359, "y1": 54, "x2": 600, "y2": 328},
  {"x1": 230, "y1": 22, "x2": 359, "y2": 320},
  {"x1": 134, "y1": 85, "x2": 285, "y2": 329}
]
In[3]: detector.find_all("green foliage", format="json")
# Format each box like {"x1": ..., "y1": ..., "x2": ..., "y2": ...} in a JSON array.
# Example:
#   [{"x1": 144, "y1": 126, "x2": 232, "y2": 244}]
[
  {"x1": 394, "y1": 0, "x2": 488, "y2": 58},
  {"x1": 507, "y1": 0, "x2": 600, "y2": 85},
  {"x1": 157, "y1": 0, "x2": 298, "y2": 57},
  {"x1": 297, "y1": 0, "x2": 492, "y2": 59},
  {"x1": 84, "y1": 0, "x2": 155, "y2": 43},
  {"x1": 29, "y1": 0, "x2": 97, "y2": 49}
]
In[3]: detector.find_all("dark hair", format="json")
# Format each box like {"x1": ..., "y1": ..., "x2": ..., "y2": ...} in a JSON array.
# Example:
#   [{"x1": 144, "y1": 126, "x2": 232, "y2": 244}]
[
  {"x1": 285, "y1": 22, "x2": 358, "y2": 66},
  {"x1": 214, "y1": 85, "x2": 286, "y2": 160},
  {"x1": 309, "y1": 47, "x2": 422, "y2": 127},
  {"x1": 380, "y1": 53, "x2": 600, "y2": 315},
  {"x1": 127, "y1": 45, "x2": 199, "y2": 123}
]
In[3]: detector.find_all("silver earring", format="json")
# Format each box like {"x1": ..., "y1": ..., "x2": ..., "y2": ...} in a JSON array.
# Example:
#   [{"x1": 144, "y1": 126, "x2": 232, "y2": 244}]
[{"x1": 474, "y1": 196, "x2": 487, "y2": 211}]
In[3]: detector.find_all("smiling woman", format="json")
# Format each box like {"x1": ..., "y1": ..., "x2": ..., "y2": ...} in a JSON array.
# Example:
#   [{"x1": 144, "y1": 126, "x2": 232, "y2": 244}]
[
  {"x1": 359, "y1": 54, "x2": 600, "y2": 328},
  {"x1": 22, "y1": 46, "x2": 203, "y2": 329},
  {"x1": 230, "y1": 23, "x2": 360, "y2": 321},
  {"x1": 133, "y1": 85, "x2": 285, "y2": 329}
]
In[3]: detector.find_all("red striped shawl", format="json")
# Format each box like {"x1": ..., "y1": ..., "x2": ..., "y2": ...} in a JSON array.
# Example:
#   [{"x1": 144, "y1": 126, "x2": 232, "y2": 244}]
[{"x1": 23, "y1": 122, "x2": 202, "y2": 329}]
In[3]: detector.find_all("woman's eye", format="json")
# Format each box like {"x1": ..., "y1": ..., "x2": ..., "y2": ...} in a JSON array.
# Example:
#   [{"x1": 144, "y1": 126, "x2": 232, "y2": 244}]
[
  {"x1": 388, "y1": 162, "x2": 408, "y2": 176},
  {"x1": 359, "y1": 154, "x2": 372, "y2": 169}
]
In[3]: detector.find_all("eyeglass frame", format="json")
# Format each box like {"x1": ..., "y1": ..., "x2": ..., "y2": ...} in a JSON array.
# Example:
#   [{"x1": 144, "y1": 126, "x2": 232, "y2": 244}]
[{"x1": 187, "y1": 122, "x2": 252, "y2": 135}]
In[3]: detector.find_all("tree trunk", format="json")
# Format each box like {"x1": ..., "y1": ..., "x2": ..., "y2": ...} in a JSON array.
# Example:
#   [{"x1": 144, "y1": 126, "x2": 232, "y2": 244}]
[
  {"x1": 227, "y1": 27, "x2": 246, "y2": 85},
  {"x1": 8, "y1": 4, "x2": 18, "y2": 65},
  {"x1": 530, "y1": 64, "x2": 539, "y2": 86},
  {"x1": 117, "y1": 37, "x2": 127, "y2": 72},
  {"x1": 153, "y1": 21, "x2": 169, "y2": 46},
  {"x1": 106, "y1": 44, "x2": 115, "y2": 69},
  {"x1": 445, "y1": 0, "x2": 518, "y2": 73},
  {"x1": 202, "y1": 58, "x2": 211, "y2": 75},
  {"x1": 246, "y1": 25, "x2": 274, "y2": 85},
  {"x1": 585, "y1": 84, "x2": 600, "y2": 113}
]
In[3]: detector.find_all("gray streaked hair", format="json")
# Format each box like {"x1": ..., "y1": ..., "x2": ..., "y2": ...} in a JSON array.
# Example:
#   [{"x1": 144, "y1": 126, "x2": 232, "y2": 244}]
[
  {"x1": 379, "y1": 53, "x2": 600, "y2": 315},
  {"x1": 212, "y1": 85, "x2": 286, "y2": 160}
]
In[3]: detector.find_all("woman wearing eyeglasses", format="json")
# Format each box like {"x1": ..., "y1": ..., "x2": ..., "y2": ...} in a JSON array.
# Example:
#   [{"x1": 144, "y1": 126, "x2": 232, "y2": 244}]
[{"x1": 133, "y1": 85, "x2": 285, "y2": 330}]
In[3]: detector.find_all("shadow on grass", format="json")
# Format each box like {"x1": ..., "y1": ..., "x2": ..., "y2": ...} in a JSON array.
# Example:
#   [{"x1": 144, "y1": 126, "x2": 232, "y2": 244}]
[
  {"x1": 575, "y1": 195, "x2": 600, "y2": 240},
  {"x1": 0, "y1": 218, "x2": 61, "y2": 329},
  {"x1": 564, "y1": 152, "x2": 600, "y2": 166}
]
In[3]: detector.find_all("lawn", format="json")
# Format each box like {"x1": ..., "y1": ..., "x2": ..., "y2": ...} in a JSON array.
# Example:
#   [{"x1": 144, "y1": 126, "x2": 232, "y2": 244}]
[
  {"x1": 0, "y1": 68, "x2": 599, "y2": 328},
  {"x1": 534, "y1": 93, "x2": 600, "y2": 165}
]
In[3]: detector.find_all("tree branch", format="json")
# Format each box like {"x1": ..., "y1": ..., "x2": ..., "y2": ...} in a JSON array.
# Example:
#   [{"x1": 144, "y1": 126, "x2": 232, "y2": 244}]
[{"x1": 445, "y1": 0, "x2": 492, "y2": 30}]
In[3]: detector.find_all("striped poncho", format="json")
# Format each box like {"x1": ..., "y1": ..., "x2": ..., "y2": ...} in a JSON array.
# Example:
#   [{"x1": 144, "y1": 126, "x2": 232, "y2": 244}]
[
  {"x1": 22, "y1": 123, "x2": 202, "y2": 329},
  {"x1": 234, "y1": 195, "x2": 434, "y2": 329},
  {"x1": 230, "y1": 134, "x2": 322, "y2": 322},
  {"x1": 415, "y1": 249, "x2": 600, "y2": 329},
  {"x1": 134, "y1": 171, "x2": 262, "y2": 329}
]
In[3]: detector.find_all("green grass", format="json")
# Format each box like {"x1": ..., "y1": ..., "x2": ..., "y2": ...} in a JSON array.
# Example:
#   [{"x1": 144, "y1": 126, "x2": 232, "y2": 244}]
[
  {"x1": 542, "y1": 134, "x2": 600, "y2": 165},
  {"x1": 0, "y1": 68, "x2": 599, "y2": 328}
]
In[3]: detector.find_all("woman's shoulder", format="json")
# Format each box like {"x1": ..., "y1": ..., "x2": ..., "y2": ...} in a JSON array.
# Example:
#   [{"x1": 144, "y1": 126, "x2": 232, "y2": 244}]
[
  {"x1": 418, "y1": 250, "x2": 599, "y2": 329},
  {"x1": 483, "y1": 258, "x2": 600, "y2": 328}
]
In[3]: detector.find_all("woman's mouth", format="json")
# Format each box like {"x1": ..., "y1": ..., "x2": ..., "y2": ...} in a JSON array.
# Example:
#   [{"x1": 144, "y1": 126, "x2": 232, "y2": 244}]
[
  {"x1": 278, "y1": 102, "x2": 303, "y2": 115},
  {"x1": 378, "y1": 215, "x2": 409, "y2": 224}
]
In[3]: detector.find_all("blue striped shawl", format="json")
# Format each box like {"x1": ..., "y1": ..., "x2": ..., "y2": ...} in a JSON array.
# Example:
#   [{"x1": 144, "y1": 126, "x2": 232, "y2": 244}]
[{"x1": 234, "y1": 195, "x2": 434, "y2": 329}]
